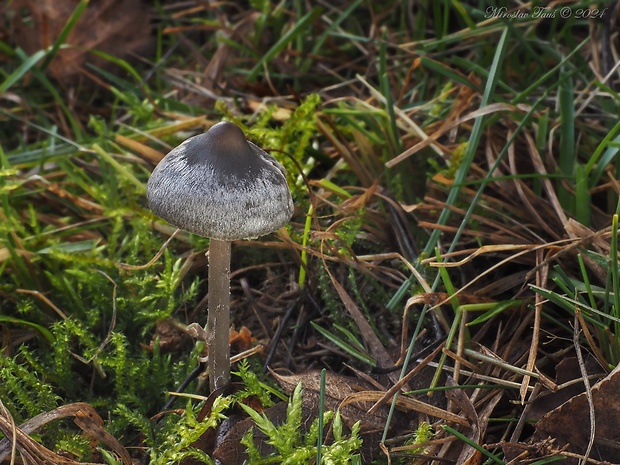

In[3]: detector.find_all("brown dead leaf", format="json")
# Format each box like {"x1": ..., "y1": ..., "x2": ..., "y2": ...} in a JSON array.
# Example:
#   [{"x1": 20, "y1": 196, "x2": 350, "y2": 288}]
[
  {"x1": 272, "y1": 370, "x2": 399, "y2": 432},
  {"x1": 527, "y1": 356, "x2": 605, "y2": 422},
  {"x1": 445, "y1": 378, "x2": 478, "y2": 425},
  {"x1": 342, "y1": 390, "x2": 469, "y2": 427},
  {"x1": 9, "y1": 0, "x2": 153, "y2": 84},
  {"x1": 73, "y1": 405, "x2": 132, "y2": 464},
  {"x1": 0, "y1": 402, "x2": 131, "y2": 464},
  {"x1": 529, "y1": 363, "x2": 620, "y2": 464},
  {"x1": 444, "y1": 377, "x2": 503, "y2": 465}
]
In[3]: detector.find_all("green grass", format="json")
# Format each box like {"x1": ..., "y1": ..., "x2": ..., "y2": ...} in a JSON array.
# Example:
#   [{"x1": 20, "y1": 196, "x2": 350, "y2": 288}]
[{"x1": 1, "y1": 0, "x2": 619, "y2": 463}]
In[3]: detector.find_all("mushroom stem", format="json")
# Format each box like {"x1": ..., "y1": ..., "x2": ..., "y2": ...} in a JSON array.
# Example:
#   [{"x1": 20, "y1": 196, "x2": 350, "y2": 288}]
[{"x1": 207, "y1": 238, "x2": 231, "y2": 391}]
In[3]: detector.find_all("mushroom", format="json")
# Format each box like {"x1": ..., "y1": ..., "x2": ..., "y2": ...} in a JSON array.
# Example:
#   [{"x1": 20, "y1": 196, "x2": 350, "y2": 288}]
[{"x1": 147, "y1": 121, "x2": 293, "y2": 391}]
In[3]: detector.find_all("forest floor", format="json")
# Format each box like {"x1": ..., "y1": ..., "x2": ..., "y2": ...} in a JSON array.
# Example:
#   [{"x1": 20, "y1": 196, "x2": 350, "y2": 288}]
[{"x1": 1, "y1": 1, "x2": 620, "y2": 464}]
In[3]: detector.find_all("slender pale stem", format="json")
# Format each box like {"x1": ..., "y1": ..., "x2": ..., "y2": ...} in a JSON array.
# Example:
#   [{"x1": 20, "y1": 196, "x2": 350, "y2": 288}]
[{"x1": 207, "y1": 238, "x2": 231, "y2": 391}]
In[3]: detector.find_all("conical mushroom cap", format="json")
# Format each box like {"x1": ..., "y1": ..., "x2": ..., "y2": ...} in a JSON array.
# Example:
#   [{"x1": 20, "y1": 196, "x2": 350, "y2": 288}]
[{"x1": 147, "y1": 121, "x2": 293, "y2": 240}]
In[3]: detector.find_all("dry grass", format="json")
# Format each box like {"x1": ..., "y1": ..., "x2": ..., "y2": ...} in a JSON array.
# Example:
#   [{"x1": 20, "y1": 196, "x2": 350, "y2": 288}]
[{"x1": 1, "y1": 0, "x2": 620, "y2": 463}]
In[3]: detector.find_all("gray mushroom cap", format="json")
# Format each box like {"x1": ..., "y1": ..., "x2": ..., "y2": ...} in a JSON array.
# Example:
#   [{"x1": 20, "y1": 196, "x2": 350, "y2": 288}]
[{"x1": 147, "y1": 121, "x2": 293, "y2": 241}]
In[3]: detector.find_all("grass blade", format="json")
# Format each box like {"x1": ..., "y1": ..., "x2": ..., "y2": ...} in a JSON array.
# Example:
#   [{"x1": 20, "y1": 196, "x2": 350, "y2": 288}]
[
  {"x1": 248, "y1": 7, "x2": 321, "y2": 81},
  {"x1": 442, "y1": 425, "x2": 505, "y2": 465},
  {"x1": 558, "y1": 69, "x2": 575, "y2": 212},
  {"x1": 310, "y1": 322, "x2": 376, "y2": 366},
  {"x1": 301, "y1": 0, "x2": 364, "y2": 73},
  {"x1": 0, "y1": 49, "x2": 48, "y2": 94},
  {"x1": 39, "y1": 0, "x2": 89, "y2": 71}
]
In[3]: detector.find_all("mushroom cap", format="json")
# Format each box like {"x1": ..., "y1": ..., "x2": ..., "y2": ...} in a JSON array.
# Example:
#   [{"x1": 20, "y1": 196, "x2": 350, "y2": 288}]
[{"x1": 147, "y1": 121, "x2": 293, "y2": 240}]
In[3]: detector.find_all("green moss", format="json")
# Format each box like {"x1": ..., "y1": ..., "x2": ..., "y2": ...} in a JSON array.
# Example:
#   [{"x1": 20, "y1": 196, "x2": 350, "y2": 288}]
[
  {"x1": 240, "y1": 383, "x2": 362, "y2": 464},
  {"x1": 0, "y1": 349, "x2": 60, "y2": 422}
]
